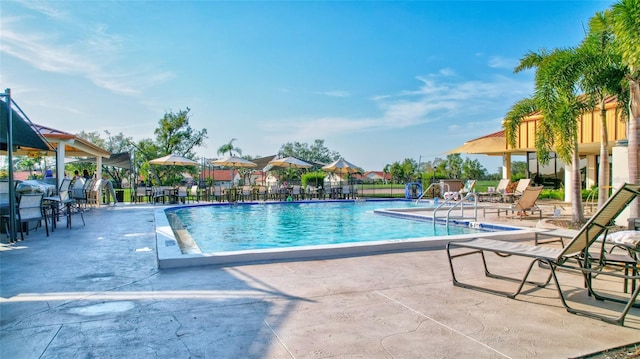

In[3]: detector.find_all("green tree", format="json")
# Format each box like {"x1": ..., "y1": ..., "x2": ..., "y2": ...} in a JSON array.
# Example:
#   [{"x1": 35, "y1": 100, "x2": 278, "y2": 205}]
[
  {"x1": 401, "y1": 158, "x2": 418, "y2": 182},
  {"x1": 389, "y1": 162, "x2": 404, "y2": 183},
  {"x1": 77, "y1": 130, "x2": 136, "y2": 186},
  {"x1": 610, "y1": 0, "x2": 640, "y2": 218},
  {"x1": 431, "y1": 157, "x2": 445, "y2": 180},
  {"x1": 217, "y1": 138, "x2": 242, "y2": 157},
  {"x1": 73, "y1": 130, "x2": 106, "y2": 176},
  {"x1": 278, "y1": 139, "x2": 340, "y2": 164},
  {"x1": 510, "y1": 161, "x2": 528, "y2": 180},
  {"x1": 217, "y1": 138, "x2": 243, "y2": 185},
  {"x1": 578, "y1": 12, "x2": 629, "y2": 208},
  {"x1": 155, "y1": 108, "x2": 206, "y2": 157},
  {"x1": 137, "y1": 108, "x2": 207, "y2": 185},
  {"x1": 461, "y1": 158, "x2": 487, "y2": 180},
  {"x1": 15, "y1": 157, "x2": 38, "y2": 178},
  {"x1": 382, "y1": 164, "x2": 390, "y2": 184},
  {"x1": 508, "y1": 48, "x2": 590, "y2": 223},
  {"x1": 444, "y1": 154, "x2": 463, "y2": 179}
]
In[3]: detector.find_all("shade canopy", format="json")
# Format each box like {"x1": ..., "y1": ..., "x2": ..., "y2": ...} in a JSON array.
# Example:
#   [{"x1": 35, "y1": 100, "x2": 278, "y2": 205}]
[
  {"x1": 73, "y1": 152, "x2": 132, "y2": 169},
  {"x1": 321, "y1": 158, "x2": 363, "y2": 174},
  {"x1": 1, "y1": 99, "x2": 49, "y2": 152},
  {"x1": 265, "y1": 156, "x2": 312, "y2": 171},
  {"x1": 149, "y1": 154, "x2": 198, "y2": 166},
  {"x1": 446, "y1": 130, "x2": 512, "y2": 155},
  {"x1": 210, "y1": 156, "x2": 257, "y2": 168}
]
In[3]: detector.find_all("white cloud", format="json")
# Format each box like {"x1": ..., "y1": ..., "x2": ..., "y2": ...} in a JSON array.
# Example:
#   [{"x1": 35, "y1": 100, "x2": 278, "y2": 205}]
[
  {"x1": 18, "y1": 0, "x2": 69, "y2": 20},
  {"x1": 0, "y1": 3, "x2": 172, "y2": 96},
  {"x1": 316, "y1": 90, "x2": 351, "y2": 97},
  {"x1": 261, "y1": 71, "x2": 532, "y2": 141},
  {"x1": 438, "y1": 67, "x2": 457, "y2": 77},
  {"x1": 488, "y1": 56, "x2": 518, "y2": 70}
]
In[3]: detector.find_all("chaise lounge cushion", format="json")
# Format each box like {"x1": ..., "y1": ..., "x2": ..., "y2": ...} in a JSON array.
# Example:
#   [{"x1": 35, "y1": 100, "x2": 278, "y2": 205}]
[{"x1": 606, "y1": 230, "x2": 640, "y2": 248}]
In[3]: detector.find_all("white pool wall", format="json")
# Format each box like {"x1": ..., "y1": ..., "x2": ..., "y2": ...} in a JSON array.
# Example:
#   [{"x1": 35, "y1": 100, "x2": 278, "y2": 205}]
[{"x1": 155, "y1": 207, "x2": 538, "y2": 269}]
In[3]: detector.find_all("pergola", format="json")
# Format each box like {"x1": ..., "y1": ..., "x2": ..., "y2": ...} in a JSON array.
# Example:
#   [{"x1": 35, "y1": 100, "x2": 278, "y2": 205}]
[
  {"x1": 14, "y1": 123, "x2": 112, "y2": 188},
  {"x1": 2, "y1": 88, "x2": 112, "y2": 210}
]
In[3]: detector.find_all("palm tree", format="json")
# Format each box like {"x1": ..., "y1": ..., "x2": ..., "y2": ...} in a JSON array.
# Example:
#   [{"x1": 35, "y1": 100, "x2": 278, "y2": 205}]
[
  {"x1": 610, "y1": 0, "x2": 640, "y2": 218},
  {"x1": 382, "y1": 164, "x2": 390, "y2": 184},
  {"x1": 217, "y1": 138, "x2": 243, "y2": 186},
  {"x1": 578, "y1": 12, "x2": 628, "y2": 208},
  {"x1": 507, "y1": 48, "x2": 590, "y2": 224},
  {"x1": 216, "y1": 138, "x2": 243, "y2": 158}
]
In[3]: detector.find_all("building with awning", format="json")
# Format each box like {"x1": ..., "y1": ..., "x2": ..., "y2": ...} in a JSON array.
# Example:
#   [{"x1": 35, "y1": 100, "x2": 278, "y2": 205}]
[
  {"x1": 447, "y1": 96, "x2": 628, "y2": 205},
  {"x1": 9, "y1": 123, "x2": 112, "y2": 189},
  {"x1": 2, "y1": 89, "x2": 112, "y2": 208},
  {"x1": 446, "y1": 130, "x2": 517, "y2": 156}
]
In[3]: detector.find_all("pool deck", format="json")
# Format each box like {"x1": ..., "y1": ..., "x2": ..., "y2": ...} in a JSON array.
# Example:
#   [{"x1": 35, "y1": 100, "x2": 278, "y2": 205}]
[{"x1": 1, "y1": 201, "x2": 638, "y2": 358}]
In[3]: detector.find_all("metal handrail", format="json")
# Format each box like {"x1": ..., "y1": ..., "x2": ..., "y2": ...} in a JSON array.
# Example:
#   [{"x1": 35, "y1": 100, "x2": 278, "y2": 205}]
[
  {"x1": 585, "y1": 188, "x2": 598, "y2": 212},
  {"x1": 432, "y1": 192, "x2": 479, "y2": 227},
  {"x1": 416, "y1": 181, "x2": 449, "y2": 203},
  {"x1": 445, "y1": 192, "x2": 479, "y2": 226}
]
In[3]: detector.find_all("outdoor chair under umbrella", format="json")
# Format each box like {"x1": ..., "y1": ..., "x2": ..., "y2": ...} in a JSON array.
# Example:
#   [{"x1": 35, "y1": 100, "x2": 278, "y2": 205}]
[
  {"x1": 322, "y1": 158, "x2": 363, "y2": 199},
  {"x1": 264, "y1": 156, "x2": 313, "y2": 199},
  {"x1": 210, "y1": 156, "x2": 257, "y2": 201},
  {"x1": 149, "y1": 154, "x2": 198, "y2": 202},
  {"x1": 321, "y1": 158, "x2": 362, "y2": 175}
]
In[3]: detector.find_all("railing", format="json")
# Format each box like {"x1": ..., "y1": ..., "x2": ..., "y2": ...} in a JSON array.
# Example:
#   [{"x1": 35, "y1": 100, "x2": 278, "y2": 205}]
[
  {"x1": 416, "y1": 182, "x2": 449, "y2": 203},
  {"x1": 584, "y1": 186, "x2": 611, "y2": 213},
  {"x1": 432, "y1": 192, "x2": 479, "y2": 227}
]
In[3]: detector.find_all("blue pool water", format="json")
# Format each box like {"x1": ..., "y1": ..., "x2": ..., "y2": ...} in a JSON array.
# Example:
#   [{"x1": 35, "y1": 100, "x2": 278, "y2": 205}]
[{"x1": 171, "y1": 200, "x2": 487, "y2": 253}]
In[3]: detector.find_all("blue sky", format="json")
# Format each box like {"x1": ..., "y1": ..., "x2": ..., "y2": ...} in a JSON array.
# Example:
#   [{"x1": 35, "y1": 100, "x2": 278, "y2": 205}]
[{"x1": 1, "y1": 0, "x2": 614, "y2": 172}]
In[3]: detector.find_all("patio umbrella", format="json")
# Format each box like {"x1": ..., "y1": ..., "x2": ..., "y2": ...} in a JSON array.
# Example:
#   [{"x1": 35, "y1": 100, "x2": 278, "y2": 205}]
[
  {"x1": 264, "y1": 156, "x2": 312, "y2": 171},
  {"x1": 210, "y1": 156, "x2": 257, "y2": 168},
  {"x1": 321, "y1": 158, "x2": 363, "y2": 175},
  {"x1": 149, "y1": 154, "x2": 198, "y2": 166},
  {"x1": 149, "y1": 154, "x2": 198, "y2": 187},
  {"x1": 322, "y1": 158, "x2": 363, "y2": 188},
  {"x1": 264, "y1": 156, "x2": 312, "y2": 186},
  {"x1": 210, "y1": 156, "x2": 257, "y2": 187}
]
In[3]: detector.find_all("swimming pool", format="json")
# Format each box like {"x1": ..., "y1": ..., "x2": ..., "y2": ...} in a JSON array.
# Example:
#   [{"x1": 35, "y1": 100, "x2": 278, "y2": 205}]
[
  {"x1": 155, "y1": 200, "x2": 533, "y2": 269},
  {"x1": 171, "y1": 200, "x2": 485, "y2": 253}
]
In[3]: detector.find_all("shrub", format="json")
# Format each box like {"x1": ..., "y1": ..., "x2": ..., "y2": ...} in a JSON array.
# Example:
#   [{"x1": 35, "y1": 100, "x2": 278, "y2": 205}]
[
  {"x1": 540, "y1": 189, "x2": 564, "y2": 200},
  {"x1": 302, "y1": 172, "x2": 325, "y2": 188}
]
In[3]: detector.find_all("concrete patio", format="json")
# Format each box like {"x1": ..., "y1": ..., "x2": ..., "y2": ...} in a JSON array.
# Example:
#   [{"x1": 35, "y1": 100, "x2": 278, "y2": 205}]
[{"x1": 1, "y1": 202, "x2": 638, "y2": 358}]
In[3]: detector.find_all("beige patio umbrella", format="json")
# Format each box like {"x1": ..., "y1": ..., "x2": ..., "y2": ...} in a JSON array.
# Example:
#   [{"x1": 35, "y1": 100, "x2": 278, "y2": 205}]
[
  {"x1": 322, "y1": 158, "x2": 363, "y2": 188},
  {"x1": 149, "y1": 154, "x2": 198, "y2": 166},
  {"x1": 264, "y1": 156, "x2": 312, "y2": 171},
  {"x1": 321, "y1": 158, "x2": 363, "y2": 175},
  {"x1": 446, "y1": 130, "x2": 511, "y2": 155},
  {"x1": 210, "y1": 156, "x2": 257, "y2": 187},
  {"x1": 210, "y1": 156, "x2": 257, "y2": 168},
  {"x1": 148, "y1": 154, "x2": 198, "y2": 186},
  {"x1": 264, "y1": 156, "x2": 312, "y2": 186}
]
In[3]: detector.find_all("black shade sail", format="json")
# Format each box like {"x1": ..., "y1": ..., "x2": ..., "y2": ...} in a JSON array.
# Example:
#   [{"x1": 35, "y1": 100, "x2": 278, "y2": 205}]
[
  {"x1": 72, "y1": 152, "x2": 132, "y2": 169},
  {"x1": 1, "y1": 99, "x2": 49, "y2": 152}
]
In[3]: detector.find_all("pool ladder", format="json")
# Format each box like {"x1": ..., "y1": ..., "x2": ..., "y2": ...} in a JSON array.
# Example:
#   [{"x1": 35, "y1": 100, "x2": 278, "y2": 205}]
[
  {"x1": 415, "y1": 182, "x2": 450, "y2": 203},
  {"x1": 432, "y1": 192, "x2": 479, "y2": 227}
]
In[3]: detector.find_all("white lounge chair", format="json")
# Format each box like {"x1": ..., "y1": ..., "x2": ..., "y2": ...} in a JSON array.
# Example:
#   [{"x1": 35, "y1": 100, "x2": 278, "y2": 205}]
[
  {"x1": 503, "y1": 178, "x2": 531, "y2": 202},
  {"x1": 444, "y1": 180, "x2": 476, "y2": 201}
]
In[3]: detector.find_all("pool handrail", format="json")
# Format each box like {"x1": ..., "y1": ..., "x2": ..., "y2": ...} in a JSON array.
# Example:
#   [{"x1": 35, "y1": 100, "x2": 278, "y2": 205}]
[{"x1": 432, "y1": 192, "x2": 479, "y2": 227}]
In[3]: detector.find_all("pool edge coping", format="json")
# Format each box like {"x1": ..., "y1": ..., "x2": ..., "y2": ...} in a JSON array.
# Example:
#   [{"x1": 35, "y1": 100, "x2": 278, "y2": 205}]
[{"x1": 155, "y1": 203, "x2": 542, "y2": 269}]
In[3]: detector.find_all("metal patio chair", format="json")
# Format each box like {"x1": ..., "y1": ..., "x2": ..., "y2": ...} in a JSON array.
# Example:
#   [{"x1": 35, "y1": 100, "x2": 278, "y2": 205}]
[
  {"x1": 2, "y1": 193, "x2": 48, "y2": 241},
  {"x1": 447, "y1": 183, "x2": 640, "y2": 326}
]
